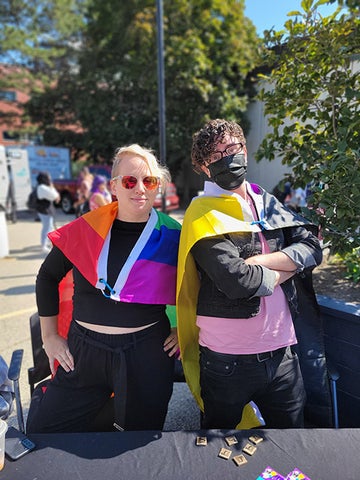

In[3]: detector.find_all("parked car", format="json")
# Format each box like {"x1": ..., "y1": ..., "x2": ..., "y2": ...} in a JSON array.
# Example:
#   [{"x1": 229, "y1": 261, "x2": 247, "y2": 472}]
[{"x1": 154, "y1": 182, "x2": 179, "y2": 211}]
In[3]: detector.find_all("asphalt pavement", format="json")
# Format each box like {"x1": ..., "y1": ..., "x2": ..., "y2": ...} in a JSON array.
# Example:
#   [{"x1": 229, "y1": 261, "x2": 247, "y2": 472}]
[{"x1": 0, "y1": 207, "x2": 200, "y2": 431}]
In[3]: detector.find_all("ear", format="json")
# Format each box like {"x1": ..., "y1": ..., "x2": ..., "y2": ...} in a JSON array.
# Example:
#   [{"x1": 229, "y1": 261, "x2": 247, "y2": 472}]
[
  {"x1": 110, "y1": 179, "x2": 117, "y2": 196},
  {"x1": 243, "y1": 146, "x2": 248, "y2": 165},
  {"x1": 200, "y1": 164, "x2": 211, "y2": 178}
]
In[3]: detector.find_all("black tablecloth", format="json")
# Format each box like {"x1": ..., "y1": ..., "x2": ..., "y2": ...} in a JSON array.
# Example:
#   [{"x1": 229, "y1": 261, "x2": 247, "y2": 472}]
[{"x1": 2, "y1": 428, "x2": 359, "y2": 480}]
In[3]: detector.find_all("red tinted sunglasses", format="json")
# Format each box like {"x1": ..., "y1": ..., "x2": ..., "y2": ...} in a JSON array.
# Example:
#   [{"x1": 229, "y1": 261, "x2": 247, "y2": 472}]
[{"x1": 112, "y1": 175, "x2": 160, "y2": 191}]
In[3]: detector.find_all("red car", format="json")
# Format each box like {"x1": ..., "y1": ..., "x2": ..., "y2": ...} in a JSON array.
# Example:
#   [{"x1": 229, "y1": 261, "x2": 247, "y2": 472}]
[{"x1": 154, "y1": 182, "x2": 180, "y2": 211}]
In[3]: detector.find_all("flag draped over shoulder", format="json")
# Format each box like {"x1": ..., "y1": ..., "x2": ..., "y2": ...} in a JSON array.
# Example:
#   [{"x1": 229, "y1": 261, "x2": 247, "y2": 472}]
[
  {"x1": 176, "y1": 195, "x2": 262, "y2": 429},
  {"x1": 49, "y1": 202, "x2": 181, "y2": 306}
]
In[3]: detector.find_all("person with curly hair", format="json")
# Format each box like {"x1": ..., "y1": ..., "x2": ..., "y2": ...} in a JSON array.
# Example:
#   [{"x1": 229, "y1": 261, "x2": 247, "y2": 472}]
[{"x1": 177, "y1": 119, "x2": 324, "y2": 430}]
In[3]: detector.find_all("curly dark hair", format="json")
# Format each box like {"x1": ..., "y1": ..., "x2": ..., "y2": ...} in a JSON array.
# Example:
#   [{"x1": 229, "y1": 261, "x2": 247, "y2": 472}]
[{"x1": 191, "y1": 119, "x2": 246, "y2": 174}]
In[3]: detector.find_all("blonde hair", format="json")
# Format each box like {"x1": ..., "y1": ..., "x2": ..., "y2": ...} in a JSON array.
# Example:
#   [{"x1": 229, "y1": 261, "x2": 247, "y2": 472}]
[{"x1": 112, "y1": 144, "x2": 171, "y2": 190}]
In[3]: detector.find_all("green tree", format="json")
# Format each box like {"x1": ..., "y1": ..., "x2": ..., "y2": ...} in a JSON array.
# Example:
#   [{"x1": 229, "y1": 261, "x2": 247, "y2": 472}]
[
  {"x1": 1, "y1": 0, "x2": 261, "y2": 197},
  {"x1": 25, "y1": 1, "x2": 260, "y2": 185},
  {"x1": 256, "y1": 0, "x2": 360, "y2": 254},
  {"x1": 0, "y1": 0, "x2": 88, "y2": 141},
  {"x1": 161, "y1": 0, "x2": 260, "y2": 176}
]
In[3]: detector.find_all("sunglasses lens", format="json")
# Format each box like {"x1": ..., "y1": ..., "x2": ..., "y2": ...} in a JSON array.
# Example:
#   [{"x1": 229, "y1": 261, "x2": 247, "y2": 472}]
[
  {"x1": 143, "y1": 176, "x2": 159, "y2": 190},
  {"x1": 119, "y1": 175, "x2": 159, "y2": 190},
  {"x1": 121, "y1": 176, "x2": 138, "y2": 189}
]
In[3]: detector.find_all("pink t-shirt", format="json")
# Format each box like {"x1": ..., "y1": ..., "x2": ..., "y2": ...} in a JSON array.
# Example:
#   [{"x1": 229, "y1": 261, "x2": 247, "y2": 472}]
[
  {"x1": 197, "y1": 187, "x2": 297, "y2": 354},
  {"x1": 197, "y1": 285, "x2": 296, "y2": 354}
]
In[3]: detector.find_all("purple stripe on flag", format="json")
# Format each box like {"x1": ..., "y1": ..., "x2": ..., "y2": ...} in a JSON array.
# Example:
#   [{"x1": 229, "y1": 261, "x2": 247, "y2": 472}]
[{"x1": 119, "y1": 259, "x2": 177, "y2": 304}]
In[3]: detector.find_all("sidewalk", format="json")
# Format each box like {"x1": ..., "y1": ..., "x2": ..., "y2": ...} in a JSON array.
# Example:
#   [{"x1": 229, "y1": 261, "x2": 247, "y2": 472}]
[
  {"x1": 0, "y1": 208, "x2": 198, "y2": 431},
  {"x1": 0, "y1": 209, "x2": 74, "y2": 427}
]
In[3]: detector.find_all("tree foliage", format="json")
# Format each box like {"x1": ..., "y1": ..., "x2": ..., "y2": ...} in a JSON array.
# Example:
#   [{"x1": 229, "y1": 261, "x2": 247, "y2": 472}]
[
  {"x1": 0, "y1": 0, "x2": 88, "y2": 78},
  {"x1": 162, "y1": 0, "x2": 260, "y2": 175},
  {"x1": 256, "y1": 0, "x2": 360, "y2": 254},
  {"x1": 18, "y1": 0, "x2": 260, "y2": 180},
  {"x1": 0, "y1": 0, "x2": 88, "y2": 143}
]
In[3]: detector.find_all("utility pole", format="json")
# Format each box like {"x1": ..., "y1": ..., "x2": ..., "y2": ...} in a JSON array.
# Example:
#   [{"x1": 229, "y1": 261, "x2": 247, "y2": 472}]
[{"x1": 156, "y1": 0, "x2": 167, "y2": 213}]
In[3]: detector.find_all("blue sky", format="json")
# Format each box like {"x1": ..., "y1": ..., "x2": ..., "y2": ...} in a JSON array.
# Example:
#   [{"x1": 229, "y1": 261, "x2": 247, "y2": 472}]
[{"x1": 244, "y1": 0, "x2": 341, "y2": 35}]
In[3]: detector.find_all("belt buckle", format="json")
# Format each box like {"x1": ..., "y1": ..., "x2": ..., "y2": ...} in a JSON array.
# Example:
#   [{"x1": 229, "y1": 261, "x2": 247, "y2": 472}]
[{"x1": 256, "y1": 351, "x2": 273, "y2": 362}]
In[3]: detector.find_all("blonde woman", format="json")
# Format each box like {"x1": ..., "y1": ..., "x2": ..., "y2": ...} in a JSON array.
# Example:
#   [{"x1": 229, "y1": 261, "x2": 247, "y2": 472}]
[{"x1": 27, "y1": 145, "x2": 181, "y2": 433}]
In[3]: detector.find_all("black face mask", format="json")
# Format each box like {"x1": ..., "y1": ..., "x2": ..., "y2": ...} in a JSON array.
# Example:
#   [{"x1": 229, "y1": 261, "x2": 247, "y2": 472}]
[{"x1": 207, "y1": 152, "x2": 247, "y2": 190}]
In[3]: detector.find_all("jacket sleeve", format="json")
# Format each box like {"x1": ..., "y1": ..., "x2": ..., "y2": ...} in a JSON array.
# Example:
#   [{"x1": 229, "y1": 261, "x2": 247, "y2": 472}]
[
  {"x1": 191, "y1": 235, "x2": 277, "y2": 300},
  {"x1": 281, "y1": 225, "x2": 323, "y2": 273}
]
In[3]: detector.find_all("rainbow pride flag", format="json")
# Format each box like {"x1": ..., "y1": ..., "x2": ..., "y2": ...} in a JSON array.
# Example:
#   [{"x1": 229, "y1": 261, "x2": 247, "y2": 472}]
[{"x1": 49, "y1": 202, "x2": 181, "y2": 305}]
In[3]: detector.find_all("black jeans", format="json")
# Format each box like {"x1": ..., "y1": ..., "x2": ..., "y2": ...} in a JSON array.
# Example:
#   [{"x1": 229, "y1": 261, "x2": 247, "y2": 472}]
[
  {"x1": 27, "y1": 320, "x2": 174, "y2": 433},
  {"x1": 199, "y1": 345, "x2": 306, "y2": 429}
]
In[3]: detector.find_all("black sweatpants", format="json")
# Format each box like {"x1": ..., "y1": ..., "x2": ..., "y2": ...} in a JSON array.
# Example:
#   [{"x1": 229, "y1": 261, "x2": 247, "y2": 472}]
[{"x1": 26, "y1": 319, "x2": 174, "y2": 433}]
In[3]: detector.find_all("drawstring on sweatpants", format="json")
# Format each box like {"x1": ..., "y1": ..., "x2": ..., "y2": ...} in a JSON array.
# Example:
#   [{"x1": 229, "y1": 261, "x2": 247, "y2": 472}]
[{"x1": 73, "y1": 323, "x2": 145, "y2": 431}]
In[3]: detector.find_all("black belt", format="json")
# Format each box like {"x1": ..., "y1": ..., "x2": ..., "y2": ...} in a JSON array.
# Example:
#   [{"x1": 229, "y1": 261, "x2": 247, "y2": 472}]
[
  {"x1": 201, "y1": 346, "x2": 287, "y2": 363},
  {"x1": 239, "y1": 347, "x2": 287, "y2": 363}
]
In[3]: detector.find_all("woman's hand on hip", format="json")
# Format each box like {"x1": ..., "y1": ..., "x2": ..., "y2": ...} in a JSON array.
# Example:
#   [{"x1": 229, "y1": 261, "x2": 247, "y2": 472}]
[
  {"x1": 163, "y1": 327, "x2": 180, "y2": 358},
  {"x1": 43, "y1": 334, "x2": 74, "y2": 375}
]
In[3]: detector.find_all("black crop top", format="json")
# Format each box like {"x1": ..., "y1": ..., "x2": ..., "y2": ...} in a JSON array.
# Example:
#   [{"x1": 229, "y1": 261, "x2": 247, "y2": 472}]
[{"x1": 36, "y1": 219, "x2": 168, "y2": 328}]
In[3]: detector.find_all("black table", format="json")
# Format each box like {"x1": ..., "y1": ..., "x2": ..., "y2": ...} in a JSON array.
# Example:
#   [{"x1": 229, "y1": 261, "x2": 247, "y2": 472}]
[{"x1": 2, "y1": 428, "x2": 359, "y2": 480}]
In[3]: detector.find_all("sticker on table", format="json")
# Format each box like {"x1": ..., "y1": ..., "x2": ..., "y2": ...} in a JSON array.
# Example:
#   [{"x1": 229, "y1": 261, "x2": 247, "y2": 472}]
[
  {"x1": 285, "y1": 468, "x2": 311, "y2": 480},
  {"x1": 256, "y1": 466, "x2": 285, "y2": 479}
]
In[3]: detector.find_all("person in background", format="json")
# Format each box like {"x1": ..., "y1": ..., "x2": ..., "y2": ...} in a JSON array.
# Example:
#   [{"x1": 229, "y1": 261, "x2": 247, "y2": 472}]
[
  {"x1": 36, "y1": 171, "x2": 60, "y2": 253},
  {"x1": 5, "y1": 165, "x2": 17, "y2": 223},
  {"x1": 73, "y1": 166, "x2": 94, "y2": 217},
  {"x1": 26, "y1": 144, "x2": 181, "y2": 433},
  {"x1": 176, "y1": 118, "x2": 323, "y2": 430},
  {"x1": 272, "y1": 180, "x2": 292, "y2": 205},
  {"x1": 89, "y1": 175, "x2": 112, "y2": 210}
]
